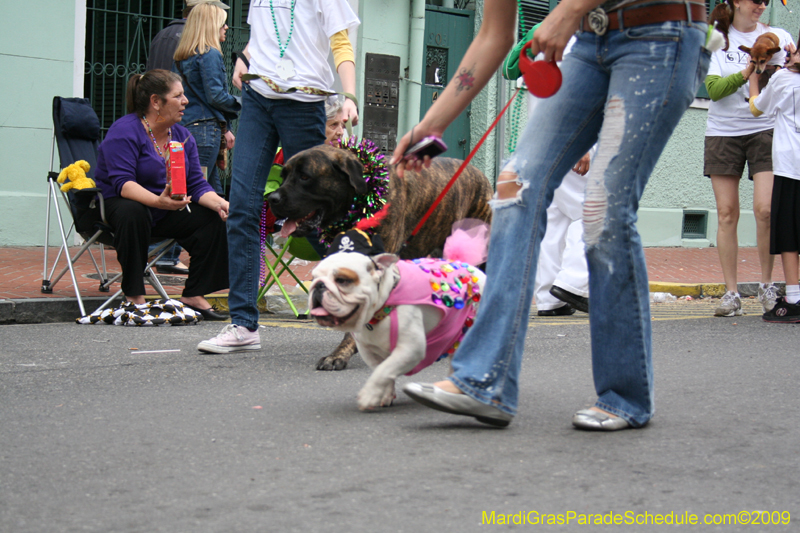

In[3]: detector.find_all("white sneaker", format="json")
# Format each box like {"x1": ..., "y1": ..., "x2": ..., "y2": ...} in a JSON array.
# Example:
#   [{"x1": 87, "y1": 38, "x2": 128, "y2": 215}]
[
  {"x1": 198, "y1": 324, "x2": 261, "y2": 353},
  {"x1": 714, "y1": 291, "x2": 742, "y2": 317},
  {"x1": 758, "y1": 283, "x2": 778, "y2": 313}
]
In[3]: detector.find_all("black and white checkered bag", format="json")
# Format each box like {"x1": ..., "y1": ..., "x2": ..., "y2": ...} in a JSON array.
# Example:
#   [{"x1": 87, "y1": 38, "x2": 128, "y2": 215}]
[{"x1": 76, "y1": 299, "x2": 202, "y2": 326}]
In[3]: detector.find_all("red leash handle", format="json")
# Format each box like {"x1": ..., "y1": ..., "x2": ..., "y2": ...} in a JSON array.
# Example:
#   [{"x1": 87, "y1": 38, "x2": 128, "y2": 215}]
[
  {"x1": 407, "y1": 88, "x2": 521, "y2": 241},
  {"x1": 518, "y1": 42, "x2": 562, "y2": 98}
]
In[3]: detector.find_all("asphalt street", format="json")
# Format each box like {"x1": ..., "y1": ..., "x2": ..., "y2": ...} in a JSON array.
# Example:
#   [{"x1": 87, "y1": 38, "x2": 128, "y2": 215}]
[{"x1": 1, "y1": 302, "x2": 798, "y2": 532}]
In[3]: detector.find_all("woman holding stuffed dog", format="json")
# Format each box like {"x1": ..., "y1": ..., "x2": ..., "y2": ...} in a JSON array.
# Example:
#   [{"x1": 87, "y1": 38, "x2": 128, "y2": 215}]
[
  {"x1": 94, "y1": 70, "x2": 230, "y2": 320},
  {"x1": 704, "y1": 0, "x2": 794, "y2": 317}
]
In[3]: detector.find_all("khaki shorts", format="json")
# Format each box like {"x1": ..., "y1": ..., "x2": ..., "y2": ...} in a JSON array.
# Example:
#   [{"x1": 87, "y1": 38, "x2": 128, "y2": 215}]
[{"x1": 704, "y1": 130, "x2": 773, "y2": 180}]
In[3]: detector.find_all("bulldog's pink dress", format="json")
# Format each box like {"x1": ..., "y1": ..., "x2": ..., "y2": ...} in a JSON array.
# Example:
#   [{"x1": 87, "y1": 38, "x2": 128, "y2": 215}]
[{"x1": 376, "y1": 258, "x2": 482, "y2": 375}]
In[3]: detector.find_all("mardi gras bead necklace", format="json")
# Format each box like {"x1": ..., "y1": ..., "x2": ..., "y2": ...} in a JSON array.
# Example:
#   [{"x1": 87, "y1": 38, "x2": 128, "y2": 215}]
[
  {"x1": 142, "y1": 115, "x2": 172, "y2": 160},
  {"x1": 258, "y1": 138, "x2": 389, "y2": 284},
  {"x1": 507, "y1": 95, "x2": 524, "y2": 153},
  {"x1": 318, "y1": 137, "x2": 390, "y2": 246},
  {"x1": 507, "y1": 0, "x2": 527, "y2": 154},
  {"x1": 270, "y1": 0, "x2": 296, "y2": 80}
]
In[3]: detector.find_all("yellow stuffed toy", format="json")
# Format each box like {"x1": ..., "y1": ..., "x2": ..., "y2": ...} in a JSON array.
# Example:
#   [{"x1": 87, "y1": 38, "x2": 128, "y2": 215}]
[{"x1": 57, "y1": 160, "x2": 96, "y2": 192}]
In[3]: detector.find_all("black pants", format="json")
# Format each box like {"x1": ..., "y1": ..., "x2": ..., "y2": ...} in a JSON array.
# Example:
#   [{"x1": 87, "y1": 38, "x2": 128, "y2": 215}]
[
  {"x1": 770, "y1": 175, "x2": 800, "y2": 254},
  {"x1": 105, "y1": 197, "x2": 229, "y2": 298}
]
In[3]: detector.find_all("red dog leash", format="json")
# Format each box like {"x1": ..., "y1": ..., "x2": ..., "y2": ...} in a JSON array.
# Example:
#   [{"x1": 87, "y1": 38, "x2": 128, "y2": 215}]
[{"x1": 404, "y1": 88, "x2": 521, "y2": 247}]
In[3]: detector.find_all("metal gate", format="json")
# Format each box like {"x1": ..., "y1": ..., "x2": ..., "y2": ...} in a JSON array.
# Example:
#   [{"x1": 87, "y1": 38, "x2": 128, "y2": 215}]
[{"x1": 84, "y1": 0, "x2": 251, "y2": 136}]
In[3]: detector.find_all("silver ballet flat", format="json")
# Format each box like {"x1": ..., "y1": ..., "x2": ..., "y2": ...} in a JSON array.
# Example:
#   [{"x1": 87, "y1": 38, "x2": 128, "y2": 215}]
[
  {"x1": 572, "y1": 408, "x2": 630, "y2": 431},
  {"x1": 402, "y1": 382, "x2": 513, "y2": 427}
]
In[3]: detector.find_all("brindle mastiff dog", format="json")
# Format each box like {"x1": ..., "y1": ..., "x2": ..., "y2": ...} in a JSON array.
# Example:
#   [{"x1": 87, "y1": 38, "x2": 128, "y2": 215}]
[{"x1": 267, "y1": 144, "x2": 492, "y2": 370}]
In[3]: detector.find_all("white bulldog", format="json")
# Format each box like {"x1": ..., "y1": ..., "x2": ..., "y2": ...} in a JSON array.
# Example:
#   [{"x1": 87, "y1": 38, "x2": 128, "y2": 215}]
[{"x1": 308, "y1": 237, "x2": 485, "y2": 411}]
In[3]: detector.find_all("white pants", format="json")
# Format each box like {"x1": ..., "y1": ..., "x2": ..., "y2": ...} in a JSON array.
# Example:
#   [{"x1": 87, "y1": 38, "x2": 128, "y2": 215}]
[
  {"x1": 520, "y1": 87, "x2": 590, "y2": 310},
  {"x1": 533, "y1": 167, "x2": 590, "y2": 310}
]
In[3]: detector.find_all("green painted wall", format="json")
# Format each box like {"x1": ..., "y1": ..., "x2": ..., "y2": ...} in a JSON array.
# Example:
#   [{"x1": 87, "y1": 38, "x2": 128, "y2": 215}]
[
  {"x1": 5, "y1": 1, "x2": 800, "y2": 248},
  {"x1": 469, "y1": 1, "x2": 501, "y2": 181},
  {"x1": 0, "y1": 1, "x2": 79, "y2": 246}
]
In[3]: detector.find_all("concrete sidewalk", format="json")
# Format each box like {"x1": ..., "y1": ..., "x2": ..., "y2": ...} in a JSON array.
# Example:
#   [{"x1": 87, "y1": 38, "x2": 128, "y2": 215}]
[{"x1": 0, "y1": 245, "x2": 783, "y2": 324}]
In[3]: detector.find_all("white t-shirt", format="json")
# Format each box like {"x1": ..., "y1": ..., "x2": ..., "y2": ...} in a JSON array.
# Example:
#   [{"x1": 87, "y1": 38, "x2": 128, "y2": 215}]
[
  {"x1": 247, "y1": 0, "x2": 359, "y2": 102},
  {"x1": 705, "y1": 23, "x2": 794, "y2": 137},
  {"x1": 752, "y1": 68, "x2": 800, "y2": 180}
]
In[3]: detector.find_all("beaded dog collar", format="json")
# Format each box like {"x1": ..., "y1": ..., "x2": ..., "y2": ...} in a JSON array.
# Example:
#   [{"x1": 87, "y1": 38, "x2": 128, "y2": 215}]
[{"x1": 319, "y1": 137, "x2": 389, "y2": 246}]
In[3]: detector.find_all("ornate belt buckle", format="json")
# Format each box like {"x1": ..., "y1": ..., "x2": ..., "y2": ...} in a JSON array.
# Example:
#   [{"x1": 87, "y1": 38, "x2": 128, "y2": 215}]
[{"x1": 586, "y1": 7, "x2": 609, "y2": 36}]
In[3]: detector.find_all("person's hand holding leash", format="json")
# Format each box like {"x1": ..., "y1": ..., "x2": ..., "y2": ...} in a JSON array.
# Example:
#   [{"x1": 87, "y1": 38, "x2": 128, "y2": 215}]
[
  {"x1": 391, "y1": 125, "x2": 446, "y2": 178},
  {"x1": 391, "y1": 0, "x2": 603, "y2": 178},
  {"x1": 528, "y1": 0, "x2": 603, "y2": 62}
]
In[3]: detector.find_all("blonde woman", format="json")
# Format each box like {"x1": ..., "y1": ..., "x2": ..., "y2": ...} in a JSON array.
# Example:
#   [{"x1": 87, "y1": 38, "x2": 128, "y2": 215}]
[{"x1": 174, "y1": 2, "x2": 241, "y2": 195}]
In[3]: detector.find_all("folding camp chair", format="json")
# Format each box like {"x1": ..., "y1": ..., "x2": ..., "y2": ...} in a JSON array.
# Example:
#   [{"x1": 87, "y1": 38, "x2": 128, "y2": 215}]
[
  {"x1": 258, "y1": 163, "x2": 321, "y2": 318},
  {"x1": 42, "y1": 96, "x2": 176, "y2": 316}
]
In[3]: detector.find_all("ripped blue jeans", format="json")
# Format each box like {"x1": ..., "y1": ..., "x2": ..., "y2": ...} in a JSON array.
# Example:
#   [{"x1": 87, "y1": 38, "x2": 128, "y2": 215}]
[{"x1": 449, "y1": 22, "x2": 710, "y2": 427}]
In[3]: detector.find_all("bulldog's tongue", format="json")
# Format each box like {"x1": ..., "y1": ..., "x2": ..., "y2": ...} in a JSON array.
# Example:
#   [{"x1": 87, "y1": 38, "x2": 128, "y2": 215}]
[
  {"x1": 310, "y1": 307, "x2": 330, "y2": 317},
  {"x1": 279, "y1": 220, "x2": 297, "y2": 238}
]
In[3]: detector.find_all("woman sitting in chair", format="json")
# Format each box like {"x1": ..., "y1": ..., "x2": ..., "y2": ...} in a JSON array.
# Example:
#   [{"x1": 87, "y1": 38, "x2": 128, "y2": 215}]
[{"x1": 94, "y1": 69, "x2": 229, "y2": 320}]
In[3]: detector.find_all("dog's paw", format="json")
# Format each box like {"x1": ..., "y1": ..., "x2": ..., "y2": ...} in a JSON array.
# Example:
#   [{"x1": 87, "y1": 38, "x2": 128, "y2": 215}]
[
  {"x1": 357, "y1": 381, "x2": 396, "y2": 410},
  {"x1": 316, "y1": 354, "x2": 349, "y2": 371},
  {"x1": 315, "y1": 335, "x2": 357, "y2": 371}
]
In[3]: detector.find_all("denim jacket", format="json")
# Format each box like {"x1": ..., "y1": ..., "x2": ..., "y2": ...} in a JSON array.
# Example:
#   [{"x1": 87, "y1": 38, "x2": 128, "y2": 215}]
[{"x1": 175, "y1": 48, "x2": 241, "y2": 126}]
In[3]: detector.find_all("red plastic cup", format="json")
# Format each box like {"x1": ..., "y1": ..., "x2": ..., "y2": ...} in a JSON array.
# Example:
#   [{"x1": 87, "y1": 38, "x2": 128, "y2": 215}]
[{"x1": 519, "y1": 41, "x2": 562, "y2": 98}]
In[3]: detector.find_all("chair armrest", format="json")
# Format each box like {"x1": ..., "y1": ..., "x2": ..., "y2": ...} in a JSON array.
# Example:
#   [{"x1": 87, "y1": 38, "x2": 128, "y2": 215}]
[{"x1": 72, "y1": 188, "x2": 106, "y2": 221}]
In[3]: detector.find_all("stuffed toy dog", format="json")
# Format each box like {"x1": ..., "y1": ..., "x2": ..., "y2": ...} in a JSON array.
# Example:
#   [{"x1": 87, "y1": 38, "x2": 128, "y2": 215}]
[{"x1": 57, "y1": 160, "x2": 96, "y2": 193}]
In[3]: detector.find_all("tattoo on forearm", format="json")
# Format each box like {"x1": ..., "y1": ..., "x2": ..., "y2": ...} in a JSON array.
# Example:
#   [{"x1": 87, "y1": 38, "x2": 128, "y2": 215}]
[{"x1": 455, "y1": 66, "x2": 476, "y2": 93}]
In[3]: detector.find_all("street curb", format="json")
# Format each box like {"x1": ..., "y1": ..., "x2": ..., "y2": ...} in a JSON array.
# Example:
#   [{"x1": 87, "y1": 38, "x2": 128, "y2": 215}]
[
  {"x1": 1, "y1": 292, "x2": 307, "y2": 325},
  {"x1": 0, "y1": 297, "x2": 125, "y2": 325},
  {"x1": 2, "y1": 282, "x2": 784, "y2": 324},
  {"x1": 648, "y1": 281, "x2": 783, "y2": 299},
  {"x1": 648, "y1": 282, "x2": 705, "y2": 298}
]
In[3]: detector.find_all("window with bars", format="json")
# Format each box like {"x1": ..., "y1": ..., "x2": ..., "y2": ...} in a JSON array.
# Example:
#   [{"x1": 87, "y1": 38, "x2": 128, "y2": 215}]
[
  {"x1": 84, "y1": 0, "x2": 250, "y2": 195},
  {"x1": 84, "y1": 1, "x2": 179, "y2": 136},
  {"x1": 682, "y1": 211, "x2": 708, "y2": 239},
  {"x1": 84, "y1": 0, "x2": 250, "y2": 137},
  {"x1": 518, "y1": 0, "x2": 554, "y2": 37},
  {"x1": 425, "y1": 0, "x2": 475, "y2": 8}
]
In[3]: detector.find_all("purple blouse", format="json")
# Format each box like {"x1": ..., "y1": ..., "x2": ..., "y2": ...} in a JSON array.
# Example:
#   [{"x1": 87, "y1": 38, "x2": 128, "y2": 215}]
[{"x1": 95, "y1": 113, "x2": 214, "y2": 224}]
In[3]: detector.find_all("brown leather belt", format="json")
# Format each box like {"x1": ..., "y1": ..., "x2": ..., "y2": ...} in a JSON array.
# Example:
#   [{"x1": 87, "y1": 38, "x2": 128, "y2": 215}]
[{"x1": 581, "y1": 2, "x2": 707, "y2": 34}]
